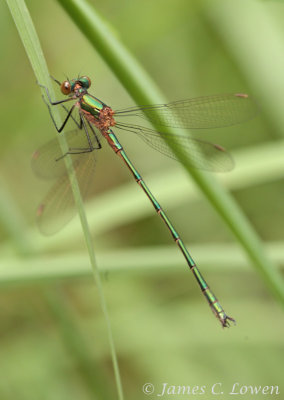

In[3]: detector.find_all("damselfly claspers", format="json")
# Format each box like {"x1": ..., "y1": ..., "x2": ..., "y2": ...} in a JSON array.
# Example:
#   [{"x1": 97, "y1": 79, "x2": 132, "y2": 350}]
[{"x1": 33, "y1": 75, "x2": 256, "y2": 327}]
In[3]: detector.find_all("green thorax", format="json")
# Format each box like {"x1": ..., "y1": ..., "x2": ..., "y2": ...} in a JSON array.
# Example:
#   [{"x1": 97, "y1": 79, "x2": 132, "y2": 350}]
[{"x1": 80, "y1": 94, "x2": 104, "y2": 117}]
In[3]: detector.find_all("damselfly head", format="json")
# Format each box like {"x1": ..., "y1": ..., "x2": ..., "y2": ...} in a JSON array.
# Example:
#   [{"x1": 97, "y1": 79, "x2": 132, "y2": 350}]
[
  {"x1": 60, "y1": 76, "x2": 92, "y2": 96},
  {"x1": 78, "y1": 76, "x2": 91, "y2": 89}
]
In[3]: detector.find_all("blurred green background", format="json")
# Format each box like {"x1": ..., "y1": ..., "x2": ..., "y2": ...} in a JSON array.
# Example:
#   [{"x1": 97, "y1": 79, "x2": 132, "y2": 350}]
[{"x1": 1, "y1": 0, "x2": 283, "y2": 399}]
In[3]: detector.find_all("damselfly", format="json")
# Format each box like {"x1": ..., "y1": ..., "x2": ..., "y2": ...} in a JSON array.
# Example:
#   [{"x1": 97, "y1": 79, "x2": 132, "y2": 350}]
[{"x1": 33, "y1": 76, "x2": 256, "y2": 327}]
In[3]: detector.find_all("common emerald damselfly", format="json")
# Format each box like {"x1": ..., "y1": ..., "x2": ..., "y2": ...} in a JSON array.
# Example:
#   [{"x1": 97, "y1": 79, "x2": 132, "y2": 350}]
[{"x1": 33, "y1": 76, "x2": 256, "y2": 327}]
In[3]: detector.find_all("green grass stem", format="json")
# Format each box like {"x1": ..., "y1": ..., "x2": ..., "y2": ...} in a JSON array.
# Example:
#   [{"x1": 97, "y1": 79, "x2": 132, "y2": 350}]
[
  {"x1": 53, "y1": 0, "x2": 284, "y2": 303},
  {"x1": 5, "y1": 1, "x2": 124, "y2": 398}
]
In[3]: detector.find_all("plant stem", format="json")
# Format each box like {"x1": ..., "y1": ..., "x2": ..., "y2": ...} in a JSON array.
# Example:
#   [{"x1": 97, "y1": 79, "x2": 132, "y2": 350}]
[
  {"x1": 56, "y1": 0, "x2": 284, "y2": 304},
  {"x1": 5, "y1": 0, "x2": 124, "y2": 398}
]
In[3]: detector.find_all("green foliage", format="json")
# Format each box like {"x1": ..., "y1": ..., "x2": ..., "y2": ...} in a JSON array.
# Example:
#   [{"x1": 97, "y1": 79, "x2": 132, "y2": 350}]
[{"x1": 1, "y1": 0, "x2": 284, "y2": 399}]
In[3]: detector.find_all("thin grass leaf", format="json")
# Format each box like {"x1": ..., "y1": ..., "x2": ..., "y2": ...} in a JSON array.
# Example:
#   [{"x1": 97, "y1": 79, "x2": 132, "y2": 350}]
[
  {"x1": 0, "y1": 242, "x2": 283, "y2": 287},
  {"x1": 56, "y1": 0, "x2": 284, "y2": 304},
  {"x1": 5, "y1": 1, "x2": 124, "y2": 398}
]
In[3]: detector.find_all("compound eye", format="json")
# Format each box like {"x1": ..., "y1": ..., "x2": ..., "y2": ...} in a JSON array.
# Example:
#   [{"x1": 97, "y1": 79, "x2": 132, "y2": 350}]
[
  {"x1": 61, "y1": 81, "x2": 71, "y2": 95},
  {"x1": 80, "y1": 76, "x2": 91, "y2": 89}
]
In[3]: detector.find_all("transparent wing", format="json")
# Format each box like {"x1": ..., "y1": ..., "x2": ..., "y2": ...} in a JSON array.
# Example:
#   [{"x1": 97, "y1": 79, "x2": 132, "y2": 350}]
[
  {"x1": 32, "y1": 122, "x2": 101, "y2": 235},
  {"x1": 36, "y1": 150, "x2": 96, "y2": 235},
  {"x1": 32, "y1": 128, "x2": 99, "y2": 180},
  {"x1": 115, "y1": 93, "x2": 256, "y2": 129},
  {"x1": 115, "y1": 123, "x2": 234, "y2": 172}
]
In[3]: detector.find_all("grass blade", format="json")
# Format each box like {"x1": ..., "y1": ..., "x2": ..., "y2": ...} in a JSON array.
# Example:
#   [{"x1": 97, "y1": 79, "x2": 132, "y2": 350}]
[
  {"x1": 5, "y1": 0, "x2": 124, "y2": 398},
  {"x1": 56, "y1": 0, "x2": 284, "y2": 304}
]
